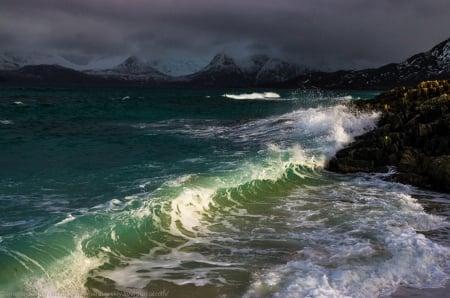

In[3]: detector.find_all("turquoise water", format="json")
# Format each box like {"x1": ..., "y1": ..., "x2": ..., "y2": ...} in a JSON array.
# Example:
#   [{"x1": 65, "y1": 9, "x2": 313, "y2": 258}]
[{"x1": 0, "y1": 87, "x2": 448, "y2": 297}]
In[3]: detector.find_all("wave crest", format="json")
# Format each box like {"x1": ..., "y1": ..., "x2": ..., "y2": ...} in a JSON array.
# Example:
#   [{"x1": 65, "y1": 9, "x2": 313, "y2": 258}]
[{"x1": 223, "y1": 92, "x2": 281, "y2": 100}]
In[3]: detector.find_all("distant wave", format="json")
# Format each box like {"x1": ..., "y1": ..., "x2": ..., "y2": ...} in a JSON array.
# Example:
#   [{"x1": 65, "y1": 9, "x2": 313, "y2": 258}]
[
  {"x1": 0, "y1": 119, "x2": 13, "y2": 125},
  {"x1": 223, "y1": 92, "x2": 281, "y2": 100},
  {"x1": 335, "y1": 95, "x2": 354, "y2": 101}
]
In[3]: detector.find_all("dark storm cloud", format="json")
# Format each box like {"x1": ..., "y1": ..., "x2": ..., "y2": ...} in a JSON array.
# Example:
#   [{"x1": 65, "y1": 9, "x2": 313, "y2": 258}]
[{"x1": 0, "y1": 0, "x2": 449, "y2": 68}]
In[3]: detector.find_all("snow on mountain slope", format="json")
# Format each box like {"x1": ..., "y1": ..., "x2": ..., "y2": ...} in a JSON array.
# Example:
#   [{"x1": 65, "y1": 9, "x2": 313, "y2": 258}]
[
  {"x1": 431, "y1": 38, "x2": 450, "y2": 70},
  {"x1": 82, "y1": 56, "x2": 129, "y2": 71},
  {"x1": 84, "y1": 56, "x2": 170, "y2": 81},
  {"x1": 0, "y1": 52, "x2": 84, "y2": 70},
  {"x1": 202, "y1": 53, "x2": 241, "y2": 73},
  {"x1": 398, "y1": 37, "x2": 450, "y2": 76},
  {"x1": 235, "y1": 54, "x2": 270, "y2": 75}
]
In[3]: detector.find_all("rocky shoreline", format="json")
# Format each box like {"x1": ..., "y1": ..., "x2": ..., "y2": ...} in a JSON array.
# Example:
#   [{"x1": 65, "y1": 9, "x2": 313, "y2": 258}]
[{"x1": 327, "y1": 80, "x2": 450, "y2": 193}]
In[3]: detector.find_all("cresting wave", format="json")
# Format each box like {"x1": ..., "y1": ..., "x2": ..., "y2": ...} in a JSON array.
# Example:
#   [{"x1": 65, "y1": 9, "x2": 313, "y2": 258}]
[
  {"x1": 11, "y1": 144, "x2": 324, "y2": 296},
  {"x1": 2, "y1": 102, "x2": 378, "y2": 295},
  {"x1": 223, "y1": 92, "x2": 281, "y2": 100},
  {"x1": 13, "y1": 103, "x2": 377, "y2": 295},
  {"x1": 2, "y1": 97, "x2": 448, "y2": 297}
]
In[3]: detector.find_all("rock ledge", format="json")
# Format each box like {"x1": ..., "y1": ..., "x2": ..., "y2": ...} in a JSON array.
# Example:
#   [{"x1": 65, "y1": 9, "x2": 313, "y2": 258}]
[{"x1": 327, "y1": 80, "x2": 450, "y2": 193}]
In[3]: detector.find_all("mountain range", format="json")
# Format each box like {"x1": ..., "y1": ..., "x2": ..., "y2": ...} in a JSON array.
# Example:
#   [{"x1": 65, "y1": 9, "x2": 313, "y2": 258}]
[
  {"x1": 277, "y1": 37, "x2": 450, "y2": 89},
  {"x1": 0, "y1": 37, "x2": 449, "y2": 89}
]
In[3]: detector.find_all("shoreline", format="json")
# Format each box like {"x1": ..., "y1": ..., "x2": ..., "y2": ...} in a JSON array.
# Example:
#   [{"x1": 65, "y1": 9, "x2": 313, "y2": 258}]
[{"x1": 327, "y1": 80, "x2": 450, "y2": 193}]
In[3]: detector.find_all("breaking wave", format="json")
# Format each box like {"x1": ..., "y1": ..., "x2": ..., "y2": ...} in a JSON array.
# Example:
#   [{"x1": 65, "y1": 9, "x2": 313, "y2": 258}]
[
  {"x1": 1, "y1": 92, "x2": 448, "y2": 297},
  {"x1": 223, "y1": 92, "x2": 281, "y2": 100}
]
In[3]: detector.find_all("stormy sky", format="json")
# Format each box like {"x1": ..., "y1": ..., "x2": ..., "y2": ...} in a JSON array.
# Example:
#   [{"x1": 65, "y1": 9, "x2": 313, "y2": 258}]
[{"x1": 1, "y1": 0, "x2": 449, "y2": 69}]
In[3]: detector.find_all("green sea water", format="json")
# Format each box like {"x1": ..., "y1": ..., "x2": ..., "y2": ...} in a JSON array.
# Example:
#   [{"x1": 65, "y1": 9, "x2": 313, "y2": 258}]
[{"x1": 0, "y1": 87, "x2": 448, "y2": 297}]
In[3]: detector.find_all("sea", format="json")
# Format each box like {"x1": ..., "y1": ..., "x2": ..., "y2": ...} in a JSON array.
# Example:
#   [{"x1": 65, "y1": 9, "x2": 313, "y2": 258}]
[{"x1": 0, "y1": 87, "x2": 449, "y2": 298}]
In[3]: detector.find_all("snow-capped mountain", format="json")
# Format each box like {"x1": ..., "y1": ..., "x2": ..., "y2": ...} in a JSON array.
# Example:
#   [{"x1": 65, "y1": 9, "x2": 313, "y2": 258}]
[
  {"x1": 82, "y1": 56, "x2": 129, "y2": 71},
  {"x1": 85, "y1": 56, "x2": 170, "y2": 81},
  {"x1": 203, "y1": 53, "x2": 242, "y2": 73},
  {"x1": 432, "y1": 38, "x2": 450, "y2": 70},
  {"x1": 0, "y1": 52, "x2": 85, "y2": 70},
  {"x1": 0, "y1": 53, "x2": 28, "y2": 70},
  {"x1": 235, "y1": 54, "x2": 270, "y2": 75},
  {"x1": 112, "y1": 56, "x2": 161, "y2": 74},
  {"x1": 184, "y1": 53, "x2": 246, "y2": 86},
  {"x1": 397, "y1": 37, "x2": 450, "y2": 79},
  {"x1": 282, "y1": 37, "x2": 450, "y2": 89},
  {"x1": 0, "y1": 49, "x2": 306, "y2": 86},
  {"x1": 2, "y1": 36, "x2": 447, "y2": 88},
  {"x1": 185, "y1": 53, "x2": 305, "y2": 86}
]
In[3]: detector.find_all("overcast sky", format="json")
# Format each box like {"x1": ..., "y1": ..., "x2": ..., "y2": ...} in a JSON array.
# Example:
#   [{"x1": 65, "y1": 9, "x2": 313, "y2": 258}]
[{"x1": 1, "y1": 0, "x2": 449, "y2": 69}]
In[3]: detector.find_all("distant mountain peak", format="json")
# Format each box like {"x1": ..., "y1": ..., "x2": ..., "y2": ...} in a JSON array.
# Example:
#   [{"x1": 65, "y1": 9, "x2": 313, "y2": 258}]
[
  {"x1": 206, "y1": 53, "x2": 237, "y2": 69},
  {"x1": 0, "y1": 51, "x2": 84, "y2": 70},
  {"x1": 398, "y1": 36, "x2": 450, "y2": 76},
  {"x1": 111, "y1": 56, "x2": 166, "y2": 77},
  {"x1": 122, "y1": 55, "x2": 141, "y2": 66},
  {"x1": 81, "y1": 55, "x2": 170, "y2": 82},
  {"x1": 430, "y1": 37, "x2": 450, "y2": 67},
  {"x1": 235, "y1": 54, "x2": 271, "y2": 75}
]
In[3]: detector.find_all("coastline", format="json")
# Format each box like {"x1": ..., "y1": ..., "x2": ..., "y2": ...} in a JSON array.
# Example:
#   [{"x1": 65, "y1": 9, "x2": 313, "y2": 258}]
[{"x1": 327, "y1": 79, "x2": 450, "y2": 193}]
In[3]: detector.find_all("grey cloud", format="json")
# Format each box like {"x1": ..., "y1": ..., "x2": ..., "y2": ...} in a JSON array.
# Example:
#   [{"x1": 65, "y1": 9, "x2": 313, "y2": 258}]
[{"x1": 0, "y1": 0, "x2": 449, "y2": 69}]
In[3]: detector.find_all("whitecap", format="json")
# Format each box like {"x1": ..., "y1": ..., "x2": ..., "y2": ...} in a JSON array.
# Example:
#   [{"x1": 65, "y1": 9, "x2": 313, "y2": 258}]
[
  {"x1": 23, "y1": 236, "x2": 106, "y2": 298},
  {"x1": 335, "y1": 95, "x2": 354, "y2": 101},
  {"x1": 54, "y1": 214, "x2": 75, "y2": 226},
  {"x1": 223, "y1": 92, "x2": 281, "y2": 100}
]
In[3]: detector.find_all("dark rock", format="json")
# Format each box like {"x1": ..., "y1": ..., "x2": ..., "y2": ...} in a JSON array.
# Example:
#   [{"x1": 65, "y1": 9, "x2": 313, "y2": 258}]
[
  {"x1": 326, "y1": 80, "x2": 450, "y2": 193},
  {"x1": 425, "y1": 156, "x2": 450, "y2": 192}
]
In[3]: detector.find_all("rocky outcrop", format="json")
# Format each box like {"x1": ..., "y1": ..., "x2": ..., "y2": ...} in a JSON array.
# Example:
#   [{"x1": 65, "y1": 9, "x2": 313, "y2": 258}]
[{"x1": 327, "y1": 80, "x2": 450, "y2": 192}]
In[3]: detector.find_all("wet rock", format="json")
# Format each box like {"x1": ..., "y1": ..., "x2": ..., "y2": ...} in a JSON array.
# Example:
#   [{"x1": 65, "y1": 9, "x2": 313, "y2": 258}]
[{"x1": 327, "y1": 80, "x2": 450, "y2": 193}]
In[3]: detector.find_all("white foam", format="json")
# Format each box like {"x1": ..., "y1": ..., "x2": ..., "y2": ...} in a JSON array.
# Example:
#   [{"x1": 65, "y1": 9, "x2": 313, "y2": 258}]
[
  {"x1": 168, "y1": 187, "x2": 216, "y2": 237},
  {"x1": 47, "y1": 99, "x2": 442, "y2": 296},
  {"x1": 244, "y1": 187, "x2": 450, "y2": 298},
  {"x1": 132, "y1": 142, "x2": 322, "y2": 243},
  {"x1": 103, "y1": 248, "x2": 240, "y2": 292},
  {"x1": 231, "y1": 104, "x2": 379, "y2": 158},
  {"x1": 54, "y1": 214, "x2": 75, "y2": 226},
  {"x1": 92, "y1": 198, "x2": 127, "y2": 212},
  {"x1": 223, "y1": 92, "x2": 281, "y2": 100},
  {"x1": 0, "y1": 119, "x2": 13, "y2": 125},
  {"x1": 335, "y1": 95, "x2": 354, "y2": 101},
  {"x1": 23, "y1": 236, "x2": 106, "y2": 298},
  {"x1": 287, "y1": 104, "x2": 379, "y2": 156}
]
